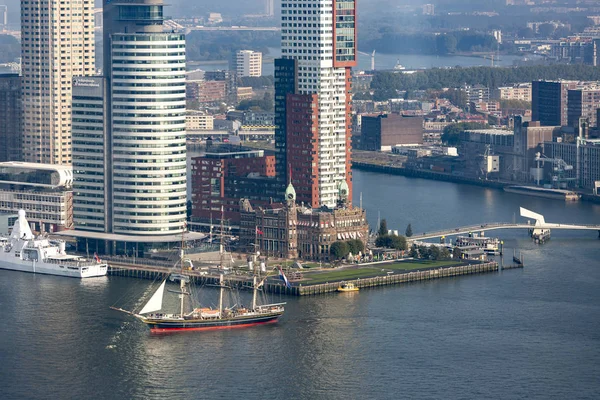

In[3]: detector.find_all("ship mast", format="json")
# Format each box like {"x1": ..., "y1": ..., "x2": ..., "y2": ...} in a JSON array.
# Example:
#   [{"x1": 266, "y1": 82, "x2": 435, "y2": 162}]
[
  {"x1": 219, "y1": 273, "x2": 224, "y2": 318},
  {"x1": 252, "y1": 275, "x2": 258, "y2": 310},
  {"x1": 218, "y1": 206, "x2": 225, "y2": 317},
  {"x1": 180, "y1": 224, "x2": 186, "y2": 318}
]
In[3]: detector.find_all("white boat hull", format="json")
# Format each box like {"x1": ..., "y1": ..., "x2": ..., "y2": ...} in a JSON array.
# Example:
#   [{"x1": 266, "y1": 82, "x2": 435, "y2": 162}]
[
  {"x1": 0, "y1": 259, "x2": 108, "y2": 278},
  {"x1": 0, "y1": 210, "x2": 108, "y2": 279}
]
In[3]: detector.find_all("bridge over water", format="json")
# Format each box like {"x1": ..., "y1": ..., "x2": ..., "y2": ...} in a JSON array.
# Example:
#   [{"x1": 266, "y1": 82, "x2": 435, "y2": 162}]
[{"x1": 408, "y1": 208, "x2": 600, "y2": 241}]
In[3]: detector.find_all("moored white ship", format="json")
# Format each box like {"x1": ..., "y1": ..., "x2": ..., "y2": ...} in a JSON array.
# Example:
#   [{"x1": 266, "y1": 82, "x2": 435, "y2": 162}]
[{"x1": 0, "y1": 210, "x2": 108, "y2": 278}]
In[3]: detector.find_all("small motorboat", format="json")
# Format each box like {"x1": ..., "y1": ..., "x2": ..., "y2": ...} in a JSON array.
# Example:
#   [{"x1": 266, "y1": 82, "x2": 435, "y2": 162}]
[{"x1": 338, "y1": 282, "x2": 359, "y2": 292}]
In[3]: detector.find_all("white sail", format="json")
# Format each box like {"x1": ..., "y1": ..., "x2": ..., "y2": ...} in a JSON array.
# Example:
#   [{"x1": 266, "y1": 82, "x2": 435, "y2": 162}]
[{"x1": 139, "y1": 280, "x2": 166, "y2": 314}]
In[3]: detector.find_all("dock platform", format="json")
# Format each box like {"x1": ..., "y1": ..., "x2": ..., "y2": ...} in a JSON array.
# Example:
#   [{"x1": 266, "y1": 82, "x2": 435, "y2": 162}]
[{"x1": 108, "y1": 260, "x2": 520, "y2": 296}]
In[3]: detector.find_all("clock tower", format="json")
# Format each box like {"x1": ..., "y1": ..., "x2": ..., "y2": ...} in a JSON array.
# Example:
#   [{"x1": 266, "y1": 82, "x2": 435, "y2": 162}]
[{"x1": 285, "y1": 182, "x2": 298, "y2": 259}]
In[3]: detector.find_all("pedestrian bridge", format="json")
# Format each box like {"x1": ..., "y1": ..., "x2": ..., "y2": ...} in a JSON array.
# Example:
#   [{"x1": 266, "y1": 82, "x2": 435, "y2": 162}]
[{"x1": 409, "y1": 207, "x2": 600, "y2": 241}]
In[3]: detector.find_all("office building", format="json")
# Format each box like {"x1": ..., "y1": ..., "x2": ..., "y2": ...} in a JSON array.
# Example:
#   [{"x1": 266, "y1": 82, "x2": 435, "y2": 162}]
[
  {"x1": 236, "y1": 86, "x2": 254, "y2": 101},
  {"x1": 494, "y1": 83, "x2": 532, "y2": 102},
  {"x1": 512, "y1": 117, "x2": 559, "y2": 182},
  {"x1": 276, "y1": 0, "x2": 356, "y2": 208},
  {"x1": 204, "y1": 70, "x2": 238, "y2": 105},
  {"x1": 359, "y1": 114, "x2": 423, "y2": 151},
  {"x1": 190, "y1": 146, "x2": 279, "y2": 229},
  {"x1": 0, "y1": 74, "x2": 21, "y2": 162},
  {"x1": 186, "y1": 111, "x2": 214, "y2": 131},
  {"x1": 69, "y1": 0, "x2": 192, "y2": 256},
  {"x1": 0, "y1": 5, "x2": 7, "y2": 25},
  {"x1": 236, "y1": 50, "x2": 262, "y2": 77},
  {"x1": 544, "y1": 139, "x2": 600, "y2": 190},
  {"x1": 187, "y1": 80, "x2": 227, "y2": 105},
  {"x1": 567, "y1": 87, "x2": 600, "y2": 128},
  {"x1": 422, "y1": 4, "x2": 435, "y2": 16},
  {"x1": 21, "y1": 0, "x2": 95, "y2": 164},
  {"x1": 464, "y1": 85, "x2": 490, "y2": 104},
  {"x1": 227, "y1": 110, "x2": 275, "y2": 127},
  {"x1": 0, "y1": 162, "x2": 74, "y2": 232},
  {"x1": 532, "y1": 80, "x2": 578, "y2": 126},
  {"x1": 239, "y1": 183, "x2": 368, "y2": 261},
  {"x1": 71, "y1": 76, "x2": 108, "y2": 233}
]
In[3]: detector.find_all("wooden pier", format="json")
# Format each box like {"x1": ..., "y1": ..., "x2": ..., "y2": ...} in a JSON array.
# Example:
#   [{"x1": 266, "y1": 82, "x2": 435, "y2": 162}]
[{"x1": 108, "y1": 260, "x2": 519, "y2": 297}]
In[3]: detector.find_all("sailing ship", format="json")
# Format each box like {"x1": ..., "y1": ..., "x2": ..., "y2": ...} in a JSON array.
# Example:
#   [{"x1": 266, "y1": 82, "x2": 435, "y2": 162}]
[
  {"x1": 0, "y1": 210, "x2": 108, "y2": 278},
  {"x1": 111, "y1": 273, "x2": 285, "y2": 333},
  {"x1": 111, "y1": 214, "x2": 285, "y2": 333}
]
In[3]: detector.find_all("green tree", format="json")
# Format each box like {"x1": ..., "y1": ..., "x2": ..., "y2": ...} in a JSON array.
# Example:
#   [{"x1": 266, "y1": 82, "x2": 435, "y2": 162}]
[
  {"x1": 376, "y1": 234, "x2": 407, "y2": 251},
  {"x1": 440, "y1": 88, "x2": 468, "y2": 109},
  {"x1": 346, "y1": 239, "x2": 365, "y2": 255},
  {"x1": 452, "y1": 246, "x2": 462, "y2": 260},
  {"x1": 418, "y1": 245, "x2": 430, "y2": 259},
  {"x1": 375, "y1": 235, "x2": 390, "y2": 248},
  {"x1": 442, "y1": 122, "x2": 488, "y2": 146},
  {"x1": 409, "y1": 246, "x2": 418, "y2": 258},
  {"x1": 429, "y1": 245, "x2": 441, "y2": 260},
  {"x1": 378, "y1": 219, "x2": 388, "y2": 237},
  {"x1": 537, "y1": 23, "x2": 555, "y2": 38},
  {"x1": 330, "y1": 241, "x2": 350, "y2": 260},
  {"x1": 440, "y1": 247, "x2": 451, "y2": 260},
  {"x1": 353, "y1": 91, "x2": 373, "y2": 100},
  {"x1": 436, "y1": 34, "x2": 457, "y2": 55},
  {"x1": 517, "y1": 27, "x2": 535, "y2": 39},
  {"x1": 389, "y1": 235, "x2": 407, "y2": 251},
  {"x1": 405, "y1": 223, "x2": 413, "y2": 238}
]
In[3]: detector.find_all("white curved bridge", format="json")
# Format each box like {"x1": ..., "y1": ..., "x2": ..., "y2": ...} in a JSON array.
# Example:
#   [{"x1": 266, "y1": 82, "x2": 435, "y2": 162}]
[{"x1": 409, "y1": 207, "x2": 600, "y2": 241}]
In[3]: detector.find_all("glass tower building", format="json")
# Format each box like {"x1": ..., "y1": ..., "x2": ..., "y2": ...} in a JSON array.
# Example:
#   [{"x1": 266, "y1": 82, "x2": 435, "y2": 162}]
[{"x1": 71, "y1": 0, "x2": 187, "y2": 254}]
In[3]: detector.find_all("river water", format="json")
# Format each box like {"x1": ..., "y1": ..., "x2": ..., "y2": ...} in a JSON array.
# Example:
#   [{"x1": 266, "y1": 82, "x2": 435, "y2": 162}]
[
  {"x1": 1, "y1": 169, "x2": 600, "y2": 399},
  {"x1": 189, "y1": 48, "x2": 527, "y2": 75}
]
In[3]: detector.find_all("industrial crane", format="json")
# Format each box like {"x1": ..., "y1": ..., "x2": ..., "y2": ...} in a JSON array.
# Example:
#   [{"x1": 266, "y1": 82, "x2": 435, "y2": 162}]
[{"x1": 534, "y1": 152, "x2": 575, "y2": 188}]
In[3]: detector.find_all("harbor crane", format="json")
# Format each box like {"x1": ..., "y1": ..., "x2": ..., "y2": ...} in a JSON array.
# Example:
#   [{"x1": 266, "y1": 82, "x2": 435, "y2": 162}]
[{"x1": 534, "y1": 152, "x2": 575, "y2": 188}]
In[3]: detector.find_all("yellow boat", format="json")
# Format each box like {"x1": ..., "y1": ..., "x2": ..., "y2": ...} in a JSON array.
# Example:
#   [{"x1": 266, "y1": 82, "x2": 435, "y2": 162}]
[{"x1": 337, "y1": 282, "x2": 359, "y2": 292}]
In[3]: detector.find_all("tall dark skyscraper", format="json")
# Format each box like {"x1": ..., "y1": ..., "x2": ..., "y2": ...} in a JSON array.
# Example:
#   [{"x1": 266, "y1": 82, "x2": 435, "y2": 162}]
[
  {"x1": 0, "y1": 74, "x2": 22, "y2": 162},
  {"x1": 532, "y1": 80, "x2": 577, "y2": 126}
]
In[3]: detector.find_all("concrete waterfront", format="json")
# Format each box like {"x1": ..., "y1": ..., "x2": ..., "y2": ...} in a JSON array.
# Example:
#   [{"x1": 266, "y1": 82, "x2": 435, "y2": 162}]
[{"x1": 107, "y1": 259, "x2": 515, "y2": 297}]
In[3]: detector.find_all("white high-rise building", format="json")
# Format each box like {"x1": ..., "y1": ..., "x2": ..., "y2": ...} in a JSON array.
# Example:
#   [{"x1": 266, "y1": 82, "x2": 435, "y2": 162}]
[
  {"x1": 236, "y1": 50, "x2": 263, "y2": 77},
  {"x1": 277, "y1": 0, "x2": 356, "y2": 208},
  {"x1": 265, "y1": 0, "x2": 275, "y2": 16},
  {"x1": 21, "y1": 0, "x2": 95, "y2": 165},
  {"x1": 70, "y1": 0, "x2": 190, "y2": 254},
  {"x1": 0, "y1": 5, "x2": 8, "y2": 25}
]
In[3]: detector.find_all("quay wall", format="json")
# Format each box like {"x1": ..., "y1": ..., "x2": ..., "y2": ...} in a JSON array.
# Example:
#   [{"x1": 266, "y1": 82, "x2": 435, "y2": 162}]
[
  {"x1": 352, "y1": 162, "x2": 507, "y2": 189},
  {"x1": 353, "y1": 161, "x2": 600, "y2": 204},
  {"x1": 108, "y1": 261, "x2": 515, "y2": 297}
]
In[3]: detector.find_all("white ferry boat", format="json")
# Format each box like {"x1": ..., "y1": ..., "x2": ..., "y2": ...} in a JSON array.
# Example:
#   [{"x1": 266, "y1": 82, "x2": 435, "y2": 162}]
[
  {"x1": 455, "y1": 235, "x2": 501, "y2": 255},
  {"x1": 0, "y1": 210, "x2": 108, "y2": 278}
]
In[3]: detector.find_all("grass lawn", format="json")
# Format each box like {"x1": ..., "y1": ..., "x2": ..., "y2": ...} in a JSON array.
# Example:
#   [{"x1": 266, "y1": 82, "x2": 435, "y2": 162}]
[
  {"x1": 299, "y1": 260, "x2": 463, "y2": 285},
  {"x1": 300, "y1": 268, "x2": 384, "y2": 284},
  {"x1": 384, "y1": 260, "x2": 462, "y2": 271}
]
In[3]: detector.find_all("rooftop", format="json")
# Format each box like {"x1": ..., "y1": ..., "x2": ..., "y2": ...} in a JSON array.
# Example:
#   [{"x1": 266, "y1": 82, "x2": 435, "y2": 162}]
[
  {"x1": 464, "y1": 129, "x2": 514, "y2": 136},
  {"x1": 54, "y1": 230, "x2": 205, "y2": 243},
  {"x1": 0, "y1": 162, "x2": 72, "y2": 173}
]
